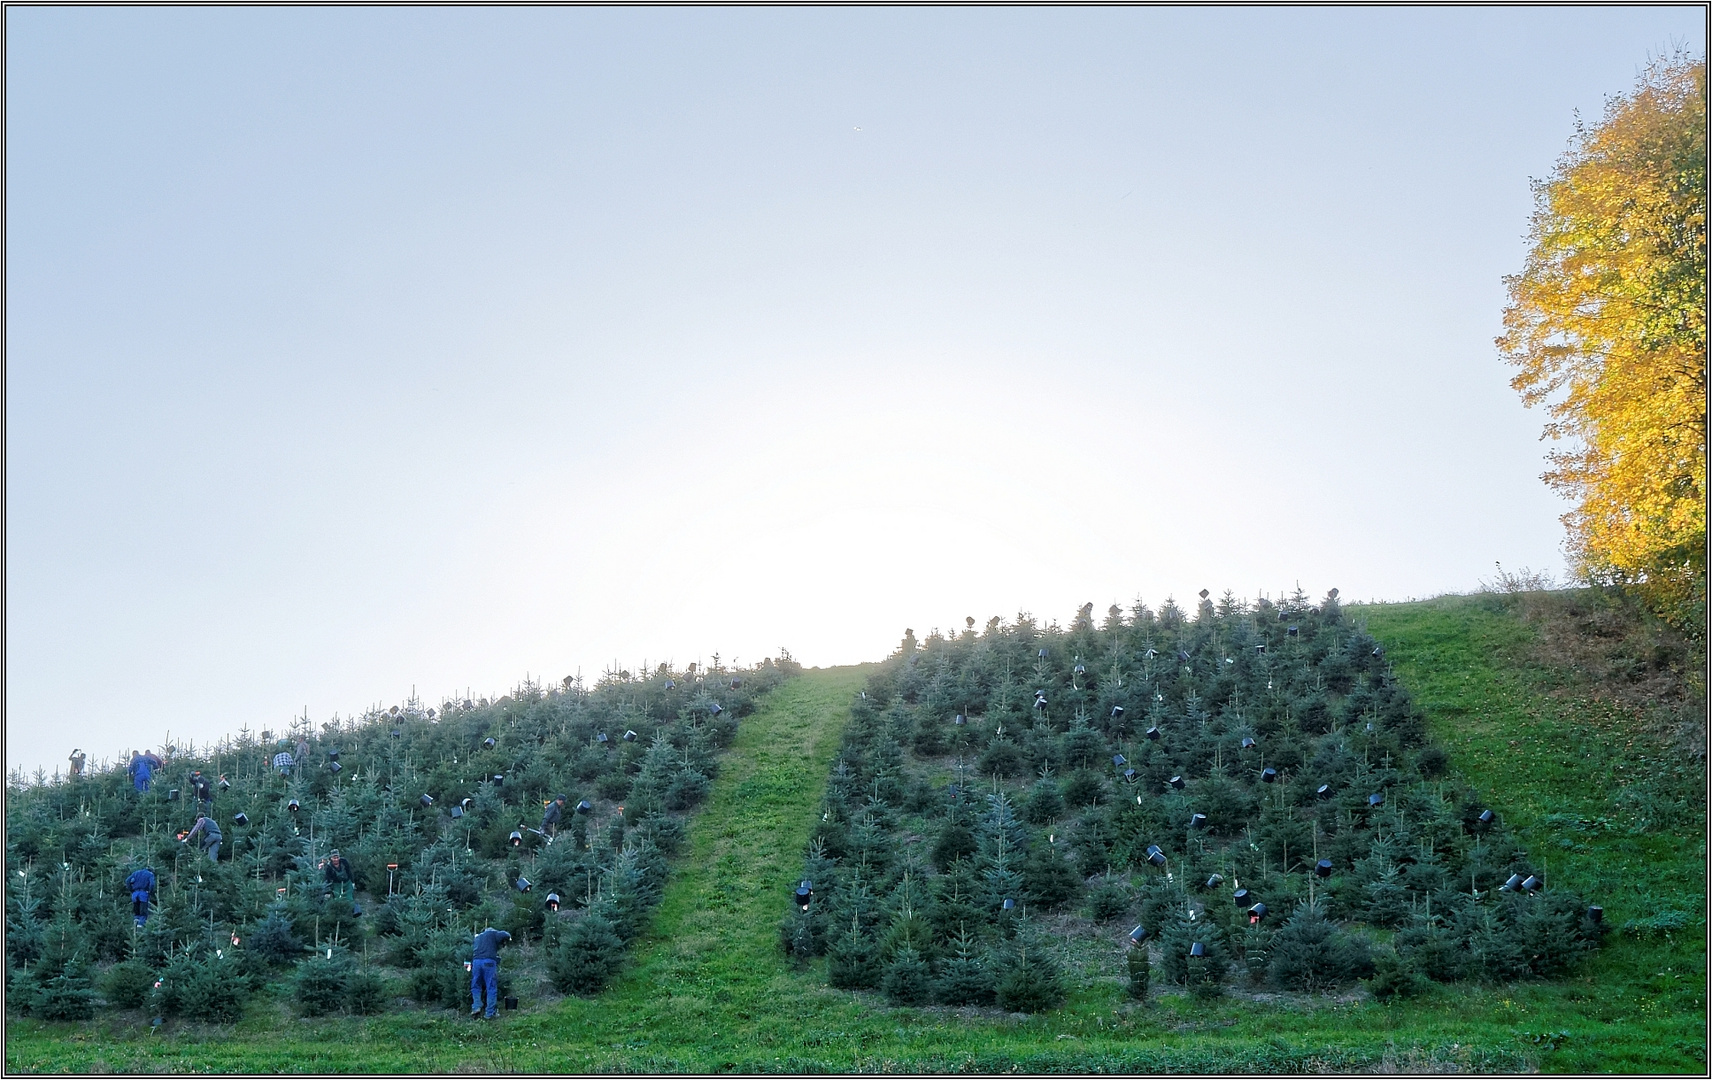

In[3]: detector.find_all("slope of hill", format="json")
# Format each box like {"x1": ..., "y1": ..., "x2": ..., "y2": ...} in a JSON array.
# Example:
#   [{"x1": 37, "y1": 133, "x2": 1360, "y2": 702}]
[
  {"x1": 5, "y1": 655, "x2": 801, "y2": 1032},
  {"x1": 6, "y1": 592, "x2": 1704, "y2": 1073}
]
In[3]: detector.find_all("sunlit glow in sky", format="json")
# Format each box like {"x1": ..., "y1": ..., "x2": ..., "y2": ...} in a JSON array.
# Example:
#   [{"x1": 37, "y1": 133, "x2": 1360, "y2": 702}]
[{"x1": 7, "y1": 7, "x2": 1705, "y2": 776}]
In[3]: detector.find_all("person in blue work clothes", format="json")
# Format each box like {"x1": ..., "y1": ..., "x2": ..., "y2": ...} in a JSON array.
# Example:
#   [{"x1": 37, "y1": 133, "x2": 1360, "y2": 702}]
[
  {"x1": 469, "y1": 926, "x2": 511, "y2": 1019},
  {"x1": 126, "y1": 864, "x2": 157, "y2": 927},
  {"x1": 128, "y1": 751, "x2": 163, "y2": 794}
]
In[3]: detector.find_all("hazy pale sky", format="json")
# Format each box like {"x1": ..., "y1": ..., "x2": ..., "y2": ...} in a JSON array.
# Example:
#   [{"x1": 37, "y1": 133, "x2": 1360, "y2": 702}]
[{"x1": 8, "y1": 6, "x2": 1705, "y2": 776}]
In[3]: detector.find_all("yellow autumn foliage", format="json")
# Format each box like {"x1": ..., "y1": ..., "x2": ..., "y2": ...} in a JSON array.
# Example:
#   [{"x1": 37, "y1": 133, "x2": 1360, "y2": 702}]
[{"x1": 1499, "y1": 51, "x2": 1706, "y2": 637}]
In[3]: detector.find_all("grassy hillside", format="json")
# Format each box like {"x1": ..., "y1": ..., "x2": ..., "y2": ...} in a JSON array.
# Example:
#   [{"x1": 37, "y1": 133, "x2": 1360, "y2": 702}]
[{"x1": 7, "y1": 592, "x2": 1705, "y2": 1073}]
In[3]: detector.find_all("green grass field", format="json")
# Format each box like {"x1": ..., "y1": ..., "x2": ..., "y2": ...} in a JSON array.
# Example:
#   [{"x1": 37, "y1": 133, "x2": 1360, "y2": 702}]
[{"x1": 7, "y1": 594, "x2": 1705, "y2": 1073}]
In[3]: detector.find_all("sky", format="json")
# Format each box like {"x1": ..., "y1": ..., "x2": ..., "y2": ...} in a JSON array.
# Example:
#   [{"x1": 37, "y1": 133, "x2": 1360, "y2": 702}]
[{"x1": 7, "y1": 6, "x2": 1705, "y2": 778}]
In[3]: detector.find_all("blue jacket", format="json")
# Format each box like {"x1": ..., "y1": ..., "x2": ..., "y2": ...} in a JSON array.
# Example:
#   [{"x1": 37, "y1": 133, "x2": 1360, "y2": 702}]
[
  {"x1": 126, "y1": 868, "x2": 156, "y2": 897},
  {"x1": 472, "y1": 928, "x2": 511, "y2": 961}
]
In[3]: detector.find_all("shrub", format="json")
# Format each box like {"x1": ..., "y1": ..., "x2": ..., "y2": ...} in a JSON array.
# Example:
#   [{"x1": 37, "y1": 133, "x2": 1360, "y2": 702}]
[
  {"x1": 1158, "y1": 915, "x2": 1228, "y2": 988},
  {"x1": 346, "y1": 967, "x2": 388, "y2": 1015},
  {"x1": 935, "y1": 931, "x2": 995, "y2": 1006},
  {"x1": 549, "y1": 912, "x2": 625, "y2": 995},
  {"x1": 935, "y1": 954, "x2": 994, "y2": 1005},
  {"x1": 293, "y1": 954, "x2": 353, "y2": 1017},
  {"x1": 993, "y1": 934, "x2": 1066, "y2": 1013},
  {"x1": 408, "y1": 929, "x2": 472, "y2": 1008},
  {"x1": 827, "y1": 928, "x2": 881, "y2": 990},
  {"x1": 634, "y1": 815, "x2": 685, "y2": 856},
  {"x1": 1265, "y1": 902, "x2": 1373, "y2": 990},
  {"x1": 1416, "y1": 746, "x2": 1450, "y2": 778},
  {"x1": 34, "y1": 959, "x2": 96, "y2": 1020},
  {"x1": 1061, "y1": 771, "x2": 1105, "y2": 809},
  {"x1": 881, "y1": 947, "x2": 933, "y2": 1006},
  {"x1": 248, "y1": 906, "x2": 305, "y2": 967},
  {"x1": 1194, "y1": 773, "x2": 1258, "y2": 835},
  {"x1": 1362, "y1": 863, "x2": 1412, "y2": 928},
  {"x1": 154, "y1": 952, "x2": 246, "y2": 1023},
  {"x1": 1455, "y1": 903, "x2": 1528, "y2": 983},
  {"x1": 931, "y1": 822, "x2": 978, "y2": 870},
  {"x1": 1021, "y1": 778, "x2": 1063, "y2": 825},
  {"x1": 1516, "y1": 891, "x2": 1600, "y2": 978},
  {"x1": 1366, "y1": 946, "x2": 1429, "y2": 1001},
  {"x1": 1085, "y1": 877, "x2": 1131, "y2": 922},
  {"x1": 1393, "y1": 917, "x2": 1462, "y2": 982},
  {"x1": 1186, "y1": 953, "x2": 1223, "y2": 999},
  {"x1": 662, "y1": 769, "x2": 709, "y2": 812},
  {"x1": 1021, "y1": 842, "x2": 1081, "y2": 911},
  {"x1": 978, "y1": 739, "x2": 1025, "y2": 779},
  {"x1": 100, "y1": 959, "x2": 154, "y2": 1009}
]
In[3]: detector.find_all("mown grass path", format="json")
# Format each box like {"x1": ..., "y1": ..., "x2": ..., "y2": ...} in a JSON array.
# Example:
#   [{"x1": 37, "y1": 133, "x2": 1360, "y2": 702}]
[{"x1": 7, "y1": 604, "x2": 1705, "y2": 1072}]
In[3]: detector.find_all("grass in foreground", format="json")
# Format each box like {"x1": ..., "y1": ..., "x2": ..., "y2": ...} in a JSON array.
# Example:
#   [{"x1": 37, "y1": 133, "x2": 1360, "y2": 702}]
[{"x1": 7, "y1": 594, "x2": 1706, "y2": 1072}]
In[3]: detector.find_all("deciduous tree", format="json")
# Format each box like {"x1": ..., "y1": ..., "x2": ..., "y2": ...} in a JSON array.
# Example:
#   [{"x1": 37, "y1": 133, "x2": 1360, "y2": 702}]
[{"x1": 1500, "y1": 51, "x2": 1706, "y2": 639}]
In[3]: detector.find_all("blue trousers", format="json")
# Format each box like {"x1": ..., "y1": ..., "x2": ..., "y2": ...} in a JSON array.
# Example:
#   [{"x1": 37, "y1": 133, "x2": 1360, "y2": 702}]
[
  {"x1": 133, "y1": 772, "x2": 151, "y2": 793},
  {"x1": 470, "y1": 958, "x2": 499, "y2": 1017}
]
